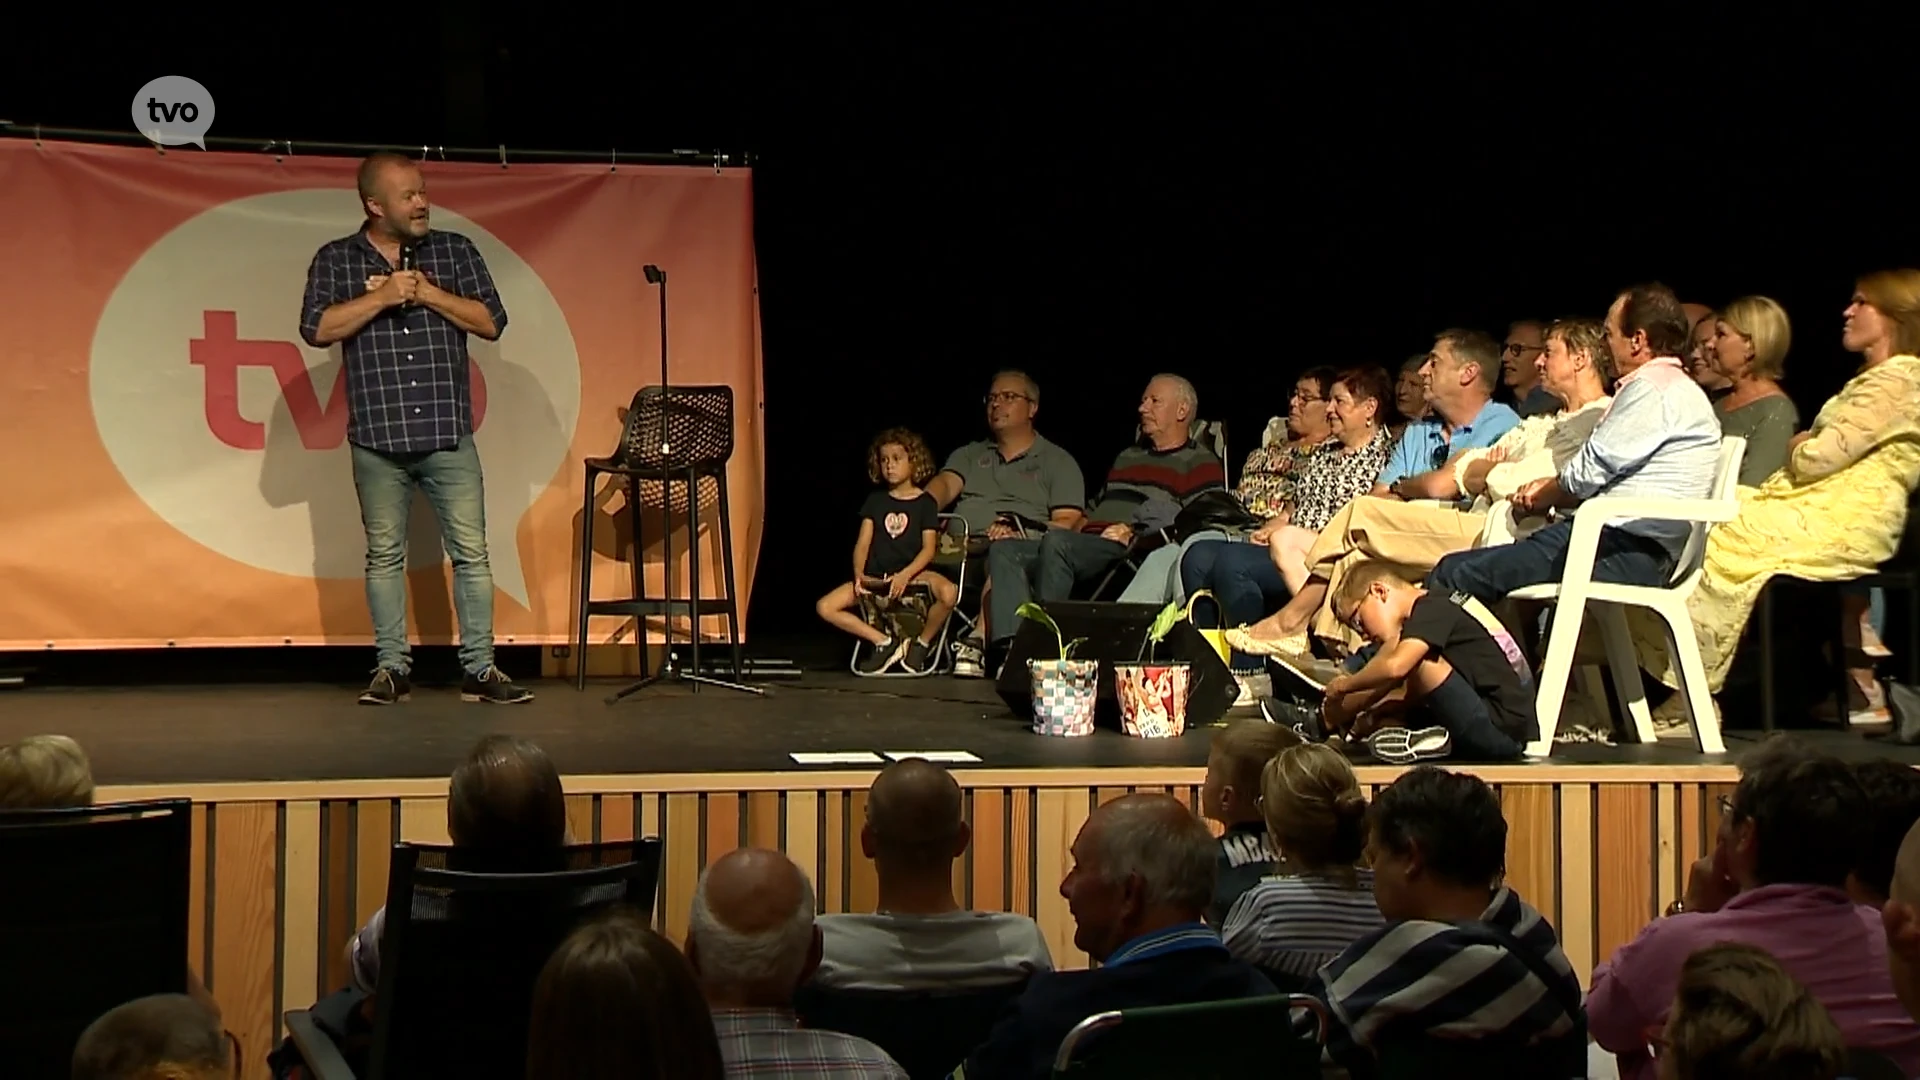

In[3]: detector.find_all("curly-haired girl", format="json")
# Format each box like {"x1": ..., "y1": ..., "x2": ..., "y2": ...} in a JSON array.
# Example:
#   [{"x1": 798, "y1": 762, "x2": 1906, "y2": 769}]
[{"x1": 815, "y1": 428, "x2": 957, "y2": 673}]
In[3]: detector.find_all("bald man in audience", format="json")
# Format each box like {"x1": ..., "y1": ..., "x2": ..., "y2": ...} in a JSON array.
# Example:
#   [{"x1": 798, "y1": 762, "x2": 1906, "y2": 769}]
[
  {"x1": 815, "y1": 758, "x2": 1052, "y2": 990},
  {"x1": 1880, "y1": 820, "x2": 1920, "y2": 1022},
  {"x1": 953, "y1": 794, "x2": 1272, "y2": 1080},
  {"x1": 689, "y1": 847, "x2": 908, "y2": 1078},
  {"x1": 72, "y1": 993, "x2": 232, "y2": 1080}
]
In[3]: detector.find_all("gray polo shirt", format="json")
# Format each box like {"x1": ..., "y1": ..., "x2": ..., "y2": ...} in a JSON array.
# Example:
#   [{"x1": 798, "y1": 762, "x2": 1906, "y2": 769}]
[{"x1": 941, "y1": 434, "x2": 1086, "y2": 534}]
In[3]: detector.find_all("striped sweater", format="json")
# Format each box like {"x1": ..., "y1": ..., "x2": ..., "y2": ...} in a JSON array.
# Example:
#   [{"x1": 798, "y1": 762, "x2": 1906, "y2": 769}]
[
  {"x1": 1084, "y1": 439, "x2": 1225, "y2": 532},
  {"x1": 1315, "y1": 886, "x2": 1585, "y2": 1073}
]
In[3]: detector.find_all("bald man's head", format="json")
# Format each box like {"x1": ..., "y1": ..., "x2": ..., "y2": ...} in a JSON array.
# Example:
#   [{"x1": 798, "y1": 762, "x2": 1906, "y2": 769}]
[
  {"x1": 72, "y1": 994, "x2": 230, "y2": 1080},
  {"x1": 864, "y1": 758, "x2": 967, "y2": 872},
  {"x1": 1062, "y1": 793, "x2": 1217, "y2": 959},
  {"x1": 687, "y1": 848, "x2": 819, "y2": 1005}
]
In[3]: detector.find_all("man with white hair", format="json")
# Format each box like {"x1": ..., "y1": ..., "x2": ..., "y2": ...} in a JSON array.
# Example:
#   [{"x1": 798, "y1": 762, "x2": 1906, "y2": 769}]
[
  {"x1": 954, "y1": 794, "x2": 1273, "y2": 1079},
  {"x1": 984, "y1": 375, "x2": 1223, "y2": 670},
  {"x1": 688, "y1": 847, "x2": 907, "y2": 1078}
]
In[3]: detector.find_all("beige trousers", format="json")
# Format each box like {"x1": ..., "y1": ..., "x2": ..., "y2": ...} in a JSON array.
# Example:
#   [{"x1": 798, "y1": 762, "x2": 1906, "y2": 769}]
[{"x1": 1306, "y1": 497, "x2": 1487, "y2": 652}]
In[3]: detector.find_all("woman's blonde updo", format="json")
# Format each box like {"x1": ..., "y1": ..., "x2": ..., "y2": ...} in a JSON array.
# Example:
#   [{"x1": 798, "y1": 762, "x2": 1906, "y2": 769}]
[{"x1": 1260, "y1": 743, "x2": 1368, "y2": 883}]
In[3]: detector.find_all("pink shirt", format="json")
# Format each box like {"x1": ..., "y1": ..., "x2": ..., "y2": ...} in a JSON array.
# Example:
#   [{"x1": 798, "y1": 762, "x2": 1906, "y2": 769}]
[{"x1": 1588, "y1": 884, "x2": 1920, "y2": 1080}]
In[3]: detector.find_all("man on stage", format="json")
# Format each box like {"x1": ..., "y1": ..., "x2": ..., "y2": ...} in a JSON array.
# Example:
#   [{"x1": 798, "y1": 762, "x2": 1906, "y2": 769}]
[{"x1": 299, "y1": 152, "x2": 533, "y2": 706}]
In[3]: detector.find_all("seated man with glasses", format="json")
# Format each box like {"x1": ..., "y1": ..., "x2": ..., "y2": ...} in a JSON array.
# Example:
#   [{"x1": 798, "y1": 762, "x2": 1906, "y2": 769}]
[
  {"x1": 1372, "y1": 328, "x2": 1521, "y2": 505},
  {"x1": 982, "y1": 374, "x2": 1223, "y2": 676},
  {"x1": 1588, "y1": 735, "x2": 1920, "y2": 1080},
  {"x1": 924, "y1": 371, "x2": 1088, "y2": 677},
  {"x1": 1501, "y1": 319, "x2": 1563, "y2": 418}
]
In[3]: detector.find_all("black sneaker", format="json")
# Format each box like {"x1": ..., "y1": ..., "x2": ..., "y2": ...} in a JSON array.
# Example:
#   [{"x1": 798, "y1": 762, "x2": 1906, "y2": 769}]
[
  {"x1": 359, "y1": 667, "x2": 411, "y2": 706},
  {"x1": 951, "y1": 637, "x2": 986, "y2": 678},
  {"x1": 903, "y1": 639, "x2": 933, "y2": 673},
  {"x1": 1260, "y1": 696, "x2": 1323, "y2": 741},
  {"x1": 462, "y1": 666, "x2": 534, "y2": 704},
  {"x1": 857, "y1": 636, "x2": 908, "y2": 675}
]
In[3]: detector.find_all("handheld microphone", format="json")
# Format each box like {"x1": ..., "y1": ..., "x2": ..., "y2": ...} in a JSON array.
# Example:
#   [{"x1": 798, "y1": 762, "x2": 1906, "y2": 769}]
[{"x1": 399, "y1": 244, "x2": 417, "y2": 306}]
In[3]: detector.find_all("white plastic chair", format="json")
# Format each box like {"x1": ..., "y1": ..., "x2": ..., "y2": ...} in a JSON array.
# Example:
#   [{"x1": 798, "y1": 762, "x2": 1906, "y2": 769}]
[{"x1": 1511, "y1": 437, "x2": 1746, "y2": 756}]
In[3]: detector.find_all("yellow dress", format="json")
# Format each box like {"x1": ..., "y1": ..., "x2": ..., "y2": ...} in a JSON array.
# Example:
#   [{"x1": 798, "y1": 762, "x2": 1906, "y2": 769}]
[{"x1": 1634, "y1": 354, "x2": 1920, "y2": 692}]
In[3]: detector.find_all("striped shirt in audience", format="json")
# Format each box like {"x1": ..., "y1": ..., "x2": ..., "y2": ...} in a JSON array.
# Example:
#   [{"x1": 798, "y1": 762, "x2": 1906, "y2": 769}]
[
  {"x1": 1316, "y1": 885, "x2": 1585, "y2": 1070},
  {"x1": 1219, "y1": 869, "x2": 1384, "y2": 981}
]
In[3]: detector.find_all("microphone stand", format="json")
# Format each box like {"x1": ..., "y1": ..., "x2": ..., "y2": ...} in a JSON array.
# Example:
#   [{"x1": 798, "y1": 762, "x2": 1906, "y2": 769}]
[{"x1": 607, "y1": 265, "x2": 761, "y2": 702}]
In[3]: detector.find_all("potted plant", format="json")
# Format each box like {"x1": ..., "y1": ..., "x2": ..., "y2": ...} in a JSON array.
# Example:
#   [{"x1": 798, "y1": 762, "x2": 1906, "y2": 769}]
[
  {"x1": 1113, "y1": 601, "x2": 1195, "y2": 738},
  {"x1": 1016, "y1": 602, "x2": 1099, "y2": 737}
]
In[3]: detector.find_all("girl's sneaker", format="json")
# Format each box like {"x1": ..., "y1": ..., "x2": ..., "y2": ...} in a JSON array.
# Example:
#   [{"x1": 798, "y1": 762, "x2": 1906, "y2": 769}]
[{"x1": 857, "y1": 637, "x2": 908, "y2": 675}]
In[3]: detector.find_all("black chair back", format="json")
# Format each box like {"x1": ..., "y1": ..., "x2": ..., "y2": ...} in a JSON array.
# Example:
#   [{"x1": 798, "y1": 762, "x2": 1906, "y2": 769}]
[
  {"x1": 1845, "y1": 1045, "x2": 1907, "y2": 1080},
  {"x1": 794, "y1": 978, "x2": 1029, "y2": 1079},
  {"x1": 367, "y1": 838, "x2": 663, "y2": 1080},
  {"x1": 1052, "y1": 993, "x2": 1325, "y2": 1078},
  {"x1": 0, "y1": 799, "x2": 193, "y2": 1080},
  {"x1": 618, "y1": 385, "x2": 735, "y2": 472},
  {"x1": 1372, "y1": 1030, "x2": 1587, "y2": 1079}
]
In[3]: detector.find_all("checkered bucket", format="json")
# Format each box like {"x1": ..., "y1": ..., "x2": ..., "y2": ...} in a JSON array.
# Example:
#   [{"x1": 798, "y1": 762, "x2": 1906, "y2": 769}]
[
  {"x1": 1114, "y1": 662, "x2": 1192, "y2": 739},
  {"x1": 1028, "y1": 658, "x2": 1098, "y2": 737}
]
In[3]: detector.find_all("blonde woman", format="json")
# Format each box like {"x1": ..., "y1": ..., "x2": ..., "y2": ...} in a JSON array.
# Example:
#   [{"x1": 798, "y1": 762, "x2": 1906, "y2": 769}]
[
  {"x1": 1637, "y1": 270, "x2": 1920, "y2": 725},
  {"x1": 1219, "y1": 743, "x2": 1383, "y2": 988},
  {"x1": 1711, "y1": 296, "x2": 1800, "y2": 486},
  {"x1": 0, "y1": 733, "x2": 94, "y2": 808}
]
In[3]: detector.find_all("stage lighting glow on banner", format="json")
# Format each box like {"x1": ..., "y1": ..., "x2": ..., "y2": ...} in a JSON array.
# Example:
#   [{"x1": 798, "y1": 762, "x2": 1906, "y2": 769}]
[{"x1": 0, "y1": 140, "x2": 764, "y2": 650}]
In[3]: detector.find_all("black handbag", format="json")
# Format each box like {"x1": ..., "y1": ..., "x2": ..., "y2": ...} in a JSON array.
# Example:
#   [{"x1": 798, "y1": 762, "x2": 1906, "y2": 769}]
[{"x1": 1171, "y1": 489, "x2": 1264, "y2": 542}]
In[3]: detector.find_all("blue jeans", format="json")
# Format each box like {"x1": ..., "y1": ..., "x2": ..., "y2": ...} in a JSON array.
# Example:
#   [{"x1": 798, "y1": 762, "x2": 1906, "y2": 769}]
[
  {"x1": 1180, "y1": 540, "x2": 1289, "y2": 673},
  {"x1": 350, "y1": 436, "x2": 495, "y2": 676},
  {"x1": 986, "y1": 531, "x2": 1128, "y2": 643},
  {"x1": 1116, "y1": 530, "x2": 1229, "y2": 604},
  {"x1": 1344, "y1": 645, "x2": 1522, "y2": 760},
  {"x1": 1425, "y1": 519, "x2": 1673, "y2": 605}
]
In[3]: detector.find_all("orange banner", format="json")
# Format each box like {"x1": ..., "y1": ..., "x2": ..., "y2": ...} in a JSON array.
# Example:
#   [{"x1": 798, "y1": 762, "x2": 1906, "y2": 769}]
[{"x1": 0, "y1": 140, "x2": 763, "y2": 649}]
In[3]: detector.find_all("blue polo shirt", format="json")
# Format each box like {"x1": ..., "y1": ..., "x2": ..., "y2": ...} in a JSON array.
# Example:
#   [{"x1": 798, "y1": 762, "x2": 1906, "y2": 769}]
[{"x1": 1377, "y1": 400, "x2": 1521, "y2": 488}]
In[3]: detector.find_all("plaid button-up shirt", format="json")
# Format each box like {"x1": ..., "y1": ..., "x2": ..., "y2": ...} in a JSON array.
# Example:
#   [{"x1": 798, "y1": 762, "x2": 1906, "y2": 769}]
[
  {"x1": 713, "y1": 1007, "x2": 908, "y2": 1078},
  {"x1": 298, "y1": 227, "x2": 509, "y2": 455}
]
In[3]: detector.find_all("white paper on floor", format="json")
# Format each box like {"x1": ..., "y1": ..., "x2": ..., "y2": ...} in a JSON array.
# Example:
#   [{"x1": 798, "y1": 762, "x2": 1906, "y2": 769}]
[
  {"x1": 882, "y1": 750, "x2": 982, "y2": 763},
  {"x1": 789, "y1": 751, "x2": 886, "y2": 765}
]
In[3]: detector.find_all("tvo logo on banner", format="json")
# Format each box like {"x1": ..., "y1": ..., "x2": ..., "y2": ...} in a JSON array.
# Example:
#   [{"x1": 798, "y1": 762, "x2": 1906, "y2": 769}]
[
  {"x1": 90, "y1": 190, "x2": 583, "y2": 609},
  {"x1": 133, "y1": 76, "x2": 216, "y2": 149}
]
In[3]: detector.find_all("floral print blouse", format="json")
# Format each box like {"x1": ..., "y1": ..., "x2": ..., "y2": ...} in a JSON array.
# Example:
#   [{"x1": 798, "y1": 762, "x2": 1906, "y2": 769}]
[{"x1": 1288, "y1": 428, "x2": 1395, "y2": 532}]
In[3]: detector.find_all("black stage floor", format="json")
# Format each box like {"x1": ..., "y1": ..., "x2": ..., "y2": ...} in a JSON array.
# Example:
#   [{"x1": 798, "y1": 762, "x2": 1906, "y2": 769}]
[{"x1": 2, "y1": 653, "x2": 1916, "y2": 785}]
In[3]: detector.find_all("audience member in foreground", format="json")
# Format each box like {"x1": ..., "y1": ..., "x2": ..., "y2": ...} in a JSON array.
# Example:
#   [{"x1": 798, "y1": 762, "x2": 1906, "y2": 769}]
[
  {"x1": 1879, "y1": 818, "x2": 1920, "y2": 1024},
  {"x1": 0, "y1": 732, "x2": 95, "y2": 808},
  {"x1": 1850, "y1": 760, "x2": 1920, "y2": 909},
  {"x1": 1318, "y1": 560, "x2": 1535, "y2": 763},
  {"x1": 1315, "y1": 766, "x2": 1584, "y2": 1077},
  {"x1": 1221, "y1": 743, "x2": 1382, "y2": 987},
  {"x1": 1228, "y1": 316, "x2": 1615, "y2": 659},
  {"x1": 929, "y1": 370, "x2": 1087, "y2": 676},
  {"x1": 1429, "y1": 282, "x2": 1721, "y2": 605},
  {"x1": 985, "y1": 374, "x2": 1223, "y2": 672},
  {"x1": 1588, "y1": 737, "x2": 1920, "y2": 1080},
  {"x1": 72, "y1": 993, "x2": 232, "y2": 1080},
  {"x1": 349, "y1": 734, "x2": 569, "y2": 994},
  {"x1": 688, "y1": 847, "x2": 907, "y2": 1078},
  {"x1": 1656, "y1": 942, "x2": 1846, "y2": 1080},
  {"x1": 815, "y1": 758, "x2": 1052, "y2": 989},
  {"x1": 954, "y1": 794, "x2": 1273, "y2": 1080},
  {"x1": 525, "y1": 907, "x2": 725, "y2": 1080},
  {"x1": 1632, "y1": 269, "x2": 1920, "y2": 726},
  {"x1": 1198, "y1": 718, "x2": 1300, "y2": 924}
]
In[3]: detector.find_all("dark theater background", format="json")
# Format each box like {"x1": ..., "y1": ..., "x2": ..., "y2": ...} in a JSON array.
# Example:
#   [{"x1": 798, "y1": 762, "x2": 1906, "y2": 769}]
[{"x1": 5, "y1": 9, "x2": 1914, "y2": 650}]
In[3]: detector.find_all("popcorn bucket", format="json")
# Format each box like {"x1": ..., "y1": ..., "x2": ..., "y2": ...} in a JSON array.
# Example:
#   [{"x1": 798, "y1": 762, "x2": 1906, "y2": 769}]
[
  {"x1": 1027, "y1": 658, "x2": 1099, "y2": 737},
  {"x1": 1182, "y1": 590, "x2": 1231, "y2": 667},
  {"x1": 1113, "y1": 662, "x2": 1193, "y2": 739}
]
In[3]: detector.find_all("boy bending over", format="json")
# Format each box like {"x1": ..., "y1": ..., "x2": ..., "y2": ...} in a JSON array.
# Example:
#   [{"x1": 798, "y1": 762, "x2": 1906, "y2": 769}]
[{"x1": 1319, "y1": 560, "x2": 1535, "y2": 763}]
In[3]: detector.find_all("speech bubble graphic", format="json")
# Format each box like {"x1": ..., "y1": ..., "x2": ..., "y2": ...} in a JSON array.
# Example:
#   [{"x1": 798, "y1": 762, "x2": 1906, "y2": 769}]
[
  {"x1": 89, "y1": 189, "x2": 581, "y2": 614},
  {"x1": 132, "y1": 76, "x2": 216, "y2": 150}
]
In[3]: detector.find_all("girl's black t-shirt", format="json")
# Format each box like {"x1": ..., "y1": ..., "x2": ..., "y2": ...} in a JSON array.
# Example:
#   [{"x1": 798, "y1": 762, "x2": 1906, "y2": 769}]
[{"x1": 860, "y1": 490, "x2": 939, "y2": 576}]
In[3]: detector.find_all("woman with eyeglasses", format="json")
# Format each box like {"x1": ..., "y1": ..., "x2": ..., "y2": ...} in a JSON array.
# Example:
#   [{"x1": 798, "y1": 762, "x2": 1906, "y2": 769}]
[
  {"x1": 1180, "y1": 366, "x2": 1396, "y2": 704},
  {"x1": 1219, "y1": 743, "x2": 1382, "y2": 990},
  {"x1": 1630, "y1": 271, "x2": 1920, "y2": 732}
]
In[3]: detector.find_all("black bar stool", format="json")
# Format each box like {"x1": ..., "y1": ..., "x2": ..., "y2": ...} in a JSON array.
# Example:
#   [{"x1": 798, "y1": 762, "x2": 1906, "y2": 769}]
[{"x1": 573, "y1": 385, "x2": 745, "y2": 689}]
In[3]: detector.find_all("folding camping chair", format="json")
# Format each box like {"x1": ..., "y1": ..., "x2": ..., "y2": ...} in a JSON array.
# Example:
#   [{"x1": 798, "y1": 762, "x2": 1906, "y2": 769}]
[{"x1": 850, "y1": 514, "x2": 972, "y2": 677}]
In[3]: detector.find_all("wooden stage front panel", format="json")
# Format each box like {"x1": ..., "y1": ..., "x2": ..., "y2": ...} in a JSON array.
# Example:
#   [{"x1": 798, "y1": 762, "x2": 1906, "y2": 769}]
[{"x1": 97, "y1": 763, "x2": 1738, "y2": 1080}]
